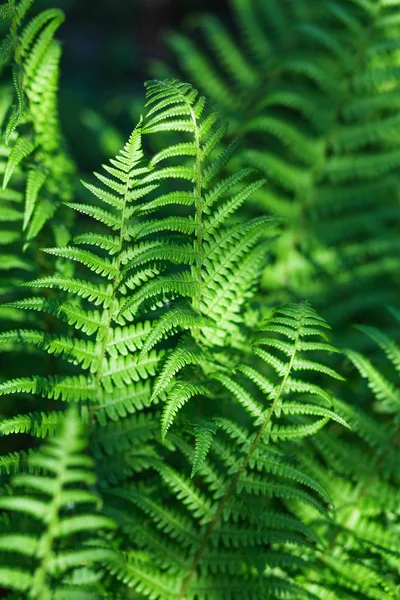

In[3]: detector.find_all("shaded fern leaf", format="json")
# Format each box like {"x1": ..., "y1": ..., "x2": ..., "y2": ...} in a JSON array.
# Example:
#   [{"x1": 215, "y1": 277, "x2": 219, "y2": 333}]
[
  {"x1": 191, "y1": 421, "x2": 218, "y2": 478},
  {"x1": 0, "y1": 409, "x2": 116, "y2": 598}
]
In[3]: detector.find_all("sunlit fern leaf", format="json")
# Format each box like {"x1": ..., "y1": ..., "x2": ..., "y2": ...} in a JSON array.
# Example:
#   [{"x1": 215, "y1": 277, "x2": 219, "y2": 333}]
[
  {"x1": 151, "y1": 337, "x2": 213, "y2": 402},
  {"x1": 3, "y1": 137, "x2": 36, "y2": 188},
  {"x1": 104, "y1": 301, "x2": 348, "y2": 598},
  {"x1": 141, "y1": 80, "x2": 278, "y2": 343},
  {"x1": 233, "y1": 302, "x2": 347, "y2": 440},
  {"x1": 138, "y1": 303, "x2": 215, "y2": 358},
  {"x1": 190, "y1": 421, "x2": 218, "y2": 478},
  {"x1": 0, "y1": 375, "x2": 97, "y2": 403},
  {"x1": 290, "y1": 309, "x2": 400, "y2": 598},
  {"x1": 160, "y1": 380, "x2": 210, "y2": 441},
  {"x1": 0, "y1": 69, "x2": 364, "y2": 600},
  {"x1": 0, "y1": 123, "x2": 167, "y2": 425}
]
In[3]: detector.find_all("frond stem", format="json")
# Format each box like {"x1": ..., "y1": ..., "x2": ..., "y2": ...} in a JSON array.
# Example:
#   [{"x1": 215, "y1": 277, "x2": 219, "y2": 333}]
[
  {"x1": 188, "y1": 98, "x2": 204, "y2": 341},
  {"x1": 89, "y1": 156, "x2": 133, "y2": 406}
]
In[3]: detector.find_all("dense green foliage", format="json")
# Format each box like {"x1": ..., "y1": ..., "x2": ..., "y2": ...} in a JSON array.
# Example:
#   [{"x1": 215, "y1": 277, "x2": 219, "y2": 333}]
[
  {"x1": 0, "y1": 0, "x2": 399, "y2": 598},
  {"x1": 164, "y1": 0, "x2": 400, "y2": 335}
]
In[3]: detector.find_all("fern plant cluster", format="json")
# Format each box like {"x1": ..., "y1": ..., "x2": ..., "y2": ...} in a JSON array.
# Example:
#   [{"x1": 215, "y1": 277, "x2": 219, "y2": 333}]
[
  {"x1": 164, "y1": 0, "x2": 400, "y2": 334},
  {"x1": 0, "y1": 1, "x2": 399, "y2": 599}
]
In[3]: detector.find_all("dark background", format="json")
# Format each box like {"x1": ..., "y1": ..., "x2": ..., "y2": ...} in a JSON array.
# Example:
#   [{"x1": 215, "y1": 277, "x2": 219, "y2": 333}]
[{"x1": 39, "y1": 0, "x2": 227, "y2": 172}]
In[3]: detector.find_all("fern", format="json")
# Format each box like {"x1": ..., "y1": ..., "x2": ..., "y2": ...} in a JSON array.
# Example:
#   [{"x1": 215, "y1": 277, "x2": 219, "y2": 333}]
[
  {"x1": 103, "y1": 302, "x2": 348, "y2": 598},
  {"x1": 165, "y1": 0, "x2": 400, "y2": 334},
  {"x1": 1, "y1": 2, "x2": 400, "y2": 596},
  {"x1": 0, "y1": 0, "x2": 76, "y2": 395},
  {"x1": 0, "y1": 0, "x2": 75, "y2": 246},
  {"x1": 0, "y1": 71, "x2": 352, "y2": 598},
  {"x1": 0, "y1": 121, "x2": 163, "y2": 430},
  {"x1": 0, "y1": 86, "x2": 43, "y2": 351},
  {"x1": 0, "y1": 408, "x2": 116, "y2": 599},
  {"x1": 0, "y1": 79, "x2": 276, "y2": 435},
  {"x1": 289, "y1": 309, "x2": 400, "y2": 599}
]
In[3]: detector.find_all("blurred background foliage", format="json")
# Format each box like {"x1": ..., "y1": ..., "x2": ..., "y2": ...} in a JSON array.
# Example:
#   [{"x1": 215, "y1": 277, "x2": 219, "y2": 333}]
[{"x1": 43, "y1": 0, "x2": 227, "y2": 172}]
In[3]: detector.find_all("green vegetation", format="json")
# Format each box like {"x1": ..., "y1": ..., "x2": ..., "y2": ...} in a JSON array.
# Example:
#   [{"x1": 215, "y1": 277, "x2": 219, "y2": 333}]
[{"x1": 0, "y1": 1, "x2": 399, "y2": 598}]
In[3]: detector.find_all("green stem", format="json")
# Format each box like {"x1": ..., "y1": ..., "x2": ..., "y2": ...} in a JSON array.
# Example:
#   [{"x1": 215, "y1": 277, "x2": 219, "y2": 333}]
[
  {"x1": 189, "y1": 102, "x2": 204, "y2": 342},
  {"x1": 88, "y1": 172, "x2": 131, "y2": 416}
]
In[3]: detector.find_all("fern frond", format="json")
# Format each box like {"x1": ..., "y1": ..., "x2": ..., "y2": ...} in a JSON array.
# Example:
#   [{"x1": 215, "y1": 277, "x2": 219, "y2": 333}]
[
  {"x1": 0, "y1": 375, "x2": 96, "y2": 402},
  {"x1": 25, "y1": 275, "x2": 113, "y2": 306},
  {"x1": 0, "y1": 411, "x2": 63, "y2": 438},
  {"x1": 161, "y1": 380, "x2": 209, "y2": 441},
  {"x1": 3, "y1": 137, "x2": 36, "y2": 188},
  {"x1": 346, "y1": 349, "x2": 400, "y2": 412},
  {"x1": 152, "y1": 338, "x2": 211, "y2": 401},
  {"x1": 191, "y1": 421, "x2": 218, "y2": 478},
  {"x1": 0, "y1": 409, "x2": 115, "y2": 598},
  {"x1": 1, "y1": 1, "x2": 75, "y2": 244},
  {"x1": 166, "y1": 0, "x2": 400, "y2": 335}
]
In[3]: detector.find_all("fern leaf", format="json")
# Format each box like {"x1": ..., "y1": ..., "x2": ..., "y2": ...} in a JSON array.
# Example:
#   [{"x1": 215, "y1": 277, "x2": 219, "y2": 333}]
[
  {"x1": 80, "y1": 180, "x2": 123, "y2": 210},
  {"x1": 356, "y1": 324, "x2": 400, "y2": 374},
  {"x1": 120, "y1": 272, "x2": 199, "y2": 319},
  {"x1": 0, "y1": 31, "x2": 15, "y2": 70},
  {"x1": 204, "y1": 179, "x2": 266, "y2": 234},
  {"x1": 22, "y1": 9, "x2": 65, "y2": 81},
  {"x1": 101, "y1": 350, "x2": 160, "y2": 392},
  {"x1": 161, "y1": 380, "x2": 209, "y2": 441},
  {"x1": 0, "y1": 411, "x2": 63, "y2": 438},
  {"x1": 212, "y1": 372, "x2": 264, "y2": 421},
  {"x1": 346, "y1": 349, "x2": 400, "y2": 411},
  {"x1": 0, "y1": 569, "x2": 32, "y2": 593},
  {"x1": 0, "y1": 2, "x2": 15, "y2": 20},
  {"x1": 158, "y1": 464, "x2": 214, "y2": 522},
  {"x1": 106, "y1": 321, "x2": 152, "y2": 356},
  {"x1": 151, "y1": 339, "x2": 210, "y2": 401},
  {"x1": 139, "y1": 303, "x2": 212, "y2": 357},
  {"x1": 63, "y1": 202, "x2": 122, "y2": 230},
  {"x1": 26, "y1": 275, "x2": 113, "y2": 306},
  {"x1": 3, "y1": 137, "x2": 36, "y2": 189},
  {"x1": 24, "y1": 167, "x2": 46, "y2": 230},
  {"x1": 191, "y1": 422, "x2": 218, "y2": 478}
]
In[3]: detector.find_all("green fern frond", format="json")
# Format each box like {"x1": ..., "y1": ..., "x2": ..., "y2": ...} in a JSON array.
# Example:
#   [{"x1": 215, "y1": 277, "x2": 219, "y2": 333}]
[
  {"x1": 152, "y1": 338, "x2": 211, "y2": 402},
  {"x1": 0, "y1": 409, "x2": 115, "y2": 599},
  {"x1": 346, "y1": 348, "x2": 400, "y2": 412},
  {"x1": 1, "y1": 0, "x2": 75, "y2": 245},
  {"x1": 0, "y1": 411, "x2": 63, "y2": 437},
  {"x1": 191, "y1": 421, "x2": 218, "y2": 478},
  {"x1": 166, "y1": 0, "x2": 400, "y2": 332},
  {"x1": 3, "y1": 137, "x2": 36, "y2": 188},
  {"x1": 2, "y1": 37, "x2": 389, "y2": 598},
  {"x1": 161, "y1": 380, "x2": 210, "y2": 441}
]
